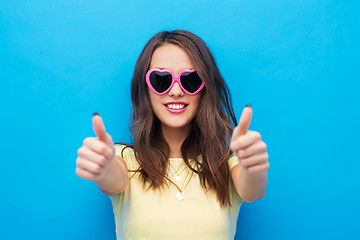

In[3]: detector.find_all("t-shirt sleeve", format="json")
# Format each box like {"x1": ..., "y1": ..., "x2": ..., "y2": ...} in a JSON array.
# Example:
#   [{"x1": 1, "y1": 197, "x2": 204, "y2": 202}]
[
  {"x1": 228, "y1": 154, "x2": 240, "y2": 170},
  {"x1": 108, "y1": 144, "x2": 131, "y2": 205},
  {"x1": 228, "y1": 154, "x2": 244, "y2": 209},
  {"x1": 114, "y1": 144, "x2": 132, "y2": 169}
]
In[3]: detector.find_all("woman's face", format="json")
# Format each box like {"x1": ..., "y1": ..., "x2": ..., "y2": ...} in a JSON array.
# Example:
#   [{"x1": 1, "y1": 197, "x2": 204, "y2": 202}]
[{"x1": 148, "y1": 44, "x2": 202, "y2": 132}]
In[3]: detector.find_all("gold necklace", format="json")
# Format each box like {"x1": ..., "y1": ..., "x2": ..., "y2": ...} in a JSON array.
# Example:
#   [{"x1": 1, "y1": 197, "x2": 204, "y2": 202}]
[
  {"x1": 175, "y1": 169, "x2": 193, "y2": 201},
  {"x1": 166, "y1": 162, "x2": 194, "y2": 201},
  {"x1": 168, "y1": 162, "x2": 188, "y2": 182}
]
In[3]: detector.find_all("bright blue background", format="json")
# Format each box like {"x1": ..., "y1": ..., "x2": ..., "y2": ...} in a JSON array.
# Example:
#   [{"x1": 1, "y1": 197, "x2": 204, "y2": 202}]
[{"x1": 1, "y1": 0, "x2": 359, "y2": 239}]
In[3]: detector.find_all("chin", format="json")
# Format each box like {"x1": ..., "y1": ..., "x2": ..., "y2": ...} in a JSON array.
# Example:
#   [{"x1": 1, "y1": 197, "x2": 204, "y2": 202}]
[{"x1": 161, "y1": 120, "x2": 192, "y2": 129}]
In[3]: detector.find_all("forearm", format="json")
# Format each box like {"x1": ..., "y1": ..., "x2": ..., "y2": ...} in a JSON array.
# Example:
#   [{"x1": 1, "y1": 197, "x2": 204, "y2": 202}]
[
  {"x1": 234, "y1": 165, "x2": 268, "y2": 202},
  {"x1": 94, "y1": 156, "x2": 128, "y2": 195}
]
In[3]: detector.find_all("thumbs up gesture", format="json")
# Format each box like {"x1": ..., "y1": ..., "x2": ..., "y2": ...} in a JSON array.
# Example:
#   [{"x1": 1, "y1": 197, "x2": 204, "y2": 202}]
[
  {"x1": 230, "y1": 106, "x2": 269, "y2": 174},
  {"x1": 76, "y1": 113, "x2": 116, "y2": 180}
]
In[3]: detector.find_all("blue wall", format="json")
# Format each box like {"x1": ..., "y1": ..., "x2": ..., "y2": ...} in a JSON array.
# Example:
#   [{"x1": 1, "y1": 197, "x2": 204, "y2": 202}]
[{"x1": 1, "y1": 1, "x2": 359, "y2": 239}]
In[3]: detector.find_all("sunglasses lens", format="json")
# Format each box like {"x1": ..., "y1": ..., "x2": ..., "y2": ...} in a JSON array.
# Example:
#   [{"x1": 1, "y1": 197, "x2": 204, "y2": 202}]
[
  {"x1": 180, "y1": 71, "x2": 203, "y2": 93},
  {"x1": 149, "y1": 71, "x2": 172, "y2": 93}
]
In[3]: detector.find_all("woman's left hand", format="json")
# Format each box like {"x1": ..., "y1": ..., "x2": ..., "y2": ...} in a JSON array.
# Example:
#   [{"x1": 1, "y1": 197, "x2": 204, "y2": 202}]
[{"x1": 230, "y1": 106, "x2": 269, "y2": 174}]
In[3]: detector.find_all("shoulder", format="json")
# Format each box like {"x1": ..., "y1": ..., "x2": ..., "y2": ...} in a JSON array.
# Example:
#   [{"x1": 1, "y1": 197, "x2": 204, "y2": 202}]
[
  {"x1": 228, "y1": 153, "x2": 239, "y2": 170},
  {"x1": 198, "y1": 154, "x2": 239, "y2": 170},
  {"x1": 114, "y1": 143, "x2": 137, "y2": 169},
  {"x1": 114, "y1": 143, "x2": 134, "y2": 157}
]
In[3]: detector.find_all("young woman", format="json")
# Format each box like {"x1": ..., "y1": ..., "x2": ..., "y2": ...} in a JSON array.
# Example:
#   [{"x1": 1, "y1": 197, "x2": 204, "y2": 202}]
[{"x1": 76, "y1": 30, "x2": 269, "y2": 240}]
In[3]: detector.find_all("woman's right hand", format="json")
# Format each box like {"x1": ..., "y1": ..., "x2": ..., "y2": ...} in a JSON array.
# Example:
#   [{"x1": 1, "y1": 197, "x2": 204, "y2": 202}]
[{"x1": 76, "y1": 113, "x2": 115, "y2": 181}]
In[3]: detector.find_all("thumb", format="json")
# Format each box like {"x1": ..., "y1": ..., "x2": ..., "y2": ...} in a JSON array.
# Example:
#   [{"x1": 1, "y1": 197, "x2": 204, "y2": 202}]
[
  {"x1": 238, "y1": 105, "x2": 253, "y2": 134},
  {"x1": 92, "y1": 113, "x2": 112, "y2": 145},
  {"x1": 232, "y1": 105, "x2": 253, "y2": 139}
]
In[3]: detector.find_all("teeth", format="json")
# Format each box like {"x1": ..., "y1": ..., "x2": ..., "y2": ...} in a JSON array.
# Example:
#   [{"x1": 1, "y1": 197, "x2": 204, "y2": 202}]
[{"x1": 167, "y1": 104, "x2": 185, "y2": 109}]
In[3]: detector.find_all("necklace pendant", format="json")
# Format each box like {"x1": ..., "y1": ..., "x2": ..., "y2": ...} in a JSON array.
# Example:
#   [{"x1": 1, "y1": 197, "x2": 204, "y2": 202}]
[
  {"x1": 174, "y1": 175, "x2": 181, "y2": 181},
  {"x1": 176, "y1": 192, "x2": 185, "y2": 201}
]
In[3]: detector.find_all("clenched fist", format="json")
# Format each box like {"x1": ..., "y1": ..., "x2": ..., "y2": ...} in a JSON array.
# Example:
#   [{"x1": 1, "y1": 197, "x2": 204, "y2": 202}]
[
  {"x1": 230, "y1": 106, "x2": 269, "y2": 174},
  {"x1": 76, "y1": 113, "x2": 115, "y2": 181}
]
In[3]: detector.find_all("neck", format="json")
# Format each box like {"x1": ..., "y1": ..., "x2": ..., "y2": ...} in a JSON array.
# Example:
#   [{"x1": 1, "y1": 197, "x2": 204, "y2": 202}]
[{"x1": 161, "y1": 124, "x2": 191, "y2": 158}]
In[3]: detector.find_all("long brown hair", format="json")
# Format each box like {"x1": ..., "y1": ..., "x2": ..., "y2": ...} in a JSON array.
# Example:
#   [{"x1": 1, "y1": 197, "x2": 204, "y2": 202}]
[{"x1": 128, "y1": 30, "x2": 237, "y2": 206}]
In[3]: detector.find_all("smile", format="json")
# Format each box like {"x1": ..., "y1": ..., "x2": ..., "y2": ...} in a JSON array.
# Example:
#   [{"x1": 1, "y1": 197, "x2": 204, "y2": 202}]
[
  {"x1": 164, "y1": 102, "x2": 188, "y2": 113},
  {"x1": 166, "y1": 104, "x2": 186, "y2": 109}
]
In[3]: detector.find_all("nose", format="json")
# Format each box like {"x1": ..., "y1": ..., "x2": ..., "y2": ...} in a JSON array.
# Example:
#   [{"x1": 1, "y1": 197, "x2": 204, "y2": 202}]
[{"x1": 168, "y1": 81, "x2": 184, "y2": 97}]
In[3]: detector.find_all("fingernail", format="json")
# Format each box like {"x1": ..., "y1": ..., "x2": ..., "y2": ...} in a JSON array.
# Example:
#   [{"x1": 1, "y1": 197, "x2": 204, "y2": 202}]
[
  {"x1": 245, "y1": 104, "x2": 252, "y2": 108},
  {"x1": 93, "y1": 112, "x2": 100, "y2": 116}
]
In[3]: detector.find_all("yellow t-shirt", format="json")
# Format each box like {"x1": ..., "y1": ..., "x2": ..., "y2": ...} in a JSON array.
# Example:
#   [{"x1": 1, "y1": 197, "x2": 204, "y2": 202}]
[{"x1": 109, "y1": 144, "x2": 243, "y2": 240}]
